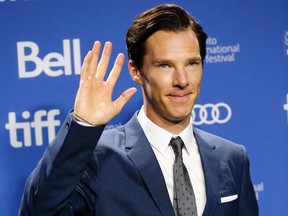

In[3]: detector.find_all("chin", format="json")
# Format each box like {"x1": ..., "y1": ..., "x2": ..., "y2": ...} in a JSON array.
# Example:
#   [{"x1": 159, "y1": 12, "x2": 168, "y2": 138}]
[{"x1": 167, "y1": 112, "x2": 191, "y2": 123}]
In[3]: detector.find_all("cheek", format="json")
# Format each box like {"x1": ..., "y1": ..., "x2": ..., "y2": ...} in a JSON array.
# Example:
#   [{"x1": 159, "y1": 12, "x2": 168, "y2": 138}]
[
  {"x1": 190, "y1": 73, "x2": 202, "y2": 87},
  {"x1": 144, "y1": 73, "x2": 170, "y2": 91},
  {"x1": 143, "y1": 78, "x2": 169, "y2": 104},
  {"x1": 146, "y1": 81, "x2": 163, "y2": 97}
]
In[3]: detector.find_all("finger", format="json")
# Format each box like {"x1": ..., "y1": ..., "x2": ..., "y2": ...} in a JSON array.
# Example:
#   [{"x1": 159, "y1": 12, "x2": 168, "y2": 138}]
[
  {"x1": 106, "y1": 53, "x2": 125, "y2": 87},
  {"x1": 113, "y1": 87, "x2": 137, "y2": 113},
  {"x1": 81, "y1": 51, "x2": 93, "y2": 80},
  {"x1": 90, "y1": 41, "x2": 101, "y2": 77},
  {"x1": 96, "y1": 41, "x2": 112, "y2": 80}
]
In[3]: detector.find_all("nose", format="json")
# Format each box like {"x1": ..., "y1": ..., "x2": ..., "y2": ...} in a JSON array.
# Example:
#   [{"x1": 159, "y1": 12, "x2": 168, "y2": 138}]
[{"x1": 173, "y1": 67, "x2": 189, "y2": 89}]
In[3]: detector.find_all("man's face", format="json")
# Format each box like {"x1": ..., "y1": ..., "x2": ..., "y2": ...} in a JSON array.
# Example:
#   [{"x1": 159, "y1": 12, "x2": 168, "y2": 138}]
[{"x1": 131, "y1": 29, "x2": 202, "y2": 129}]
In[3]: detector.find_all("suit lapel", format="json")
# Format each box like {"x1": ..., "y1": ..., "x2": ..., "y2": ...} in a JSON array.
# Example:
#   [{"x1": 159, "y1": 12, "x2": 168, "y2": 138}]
[
  {"x1": 123, "y1": 114, "x2": 222, "y2": 215},
  {"x1": 194, "y1": 128, "x2": 220, "y2": 216},
  {"x1": 125, "y1": 113, "x2": 175, "y2": 216}
]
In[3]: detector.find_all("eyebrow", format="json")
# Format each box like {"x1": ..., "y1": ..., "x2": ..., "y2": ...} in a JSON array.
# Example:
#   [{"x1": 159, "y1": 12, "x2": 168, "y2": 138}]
[{"x1": 152, "y1": 56, "x2": 202, "y2": 64}]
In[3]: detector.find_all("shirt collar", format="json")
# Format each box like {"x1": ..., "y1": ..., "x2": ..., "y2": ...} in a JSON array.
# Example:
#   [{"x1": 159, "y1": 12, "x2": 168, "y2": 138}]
[{"x1": 137, "y1": 107, "x2": 197, "y2": 155}]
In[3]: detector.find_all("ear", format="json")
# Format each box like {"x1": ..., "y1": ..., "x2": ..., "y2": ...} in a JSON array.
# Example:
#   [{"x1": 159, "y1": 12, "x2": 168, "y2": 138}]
[{"x1": 128, "y1": 60, "x2": 142, "y2": 84}]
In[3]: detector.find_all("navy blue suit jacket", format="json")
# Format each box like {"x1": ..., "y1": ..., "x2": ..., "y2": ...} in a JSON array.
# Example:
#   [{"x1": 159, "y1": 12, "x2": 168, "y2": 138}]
[{"x1": 19, "y1": 112, "x2": 258, "y2": 215}]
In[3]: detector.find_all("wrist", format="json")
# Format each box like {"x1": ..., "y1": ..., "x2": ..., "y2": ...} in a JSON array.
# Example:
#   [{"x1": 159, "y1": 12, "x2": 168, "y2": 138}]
[{"x1": 73, "y1": 112, "x2": 95, "y2": 126}]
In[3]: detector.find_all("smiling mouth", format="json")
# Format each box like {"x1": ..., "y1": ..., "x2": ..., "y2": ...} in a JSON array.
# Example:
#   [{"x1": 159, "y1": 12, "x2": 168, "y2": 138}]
[
  {"x1": 168, "y1": 92, "x2": 192, "y2": 97},
  {"x1": 167, "y1": 93, "x2": 192, "y2": 101}
]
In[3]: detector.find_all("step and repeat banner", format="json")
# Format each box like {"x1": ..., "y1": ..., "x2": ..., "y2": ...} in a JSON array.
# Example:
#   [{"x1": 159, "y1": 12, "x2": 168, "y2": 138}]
[{"x1": 1, "y1": 0, "x2": 287, "y2": 215}]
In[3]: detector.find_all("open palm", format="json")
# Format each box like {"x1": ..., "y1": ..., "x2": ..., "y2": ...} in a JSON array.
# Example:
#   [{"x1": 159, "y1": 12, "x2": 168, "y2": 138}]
[{"x1": 74, "y1": 41, "x2": 137, "y2": 126}]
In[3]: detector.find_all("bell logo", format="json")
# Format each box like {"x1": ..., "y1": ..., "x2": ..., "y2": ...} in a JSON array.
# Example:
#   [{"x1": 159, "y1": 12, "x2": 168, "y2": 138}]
[{"x1": 17, "y1": 39, "x2": 81, "y2": 78}]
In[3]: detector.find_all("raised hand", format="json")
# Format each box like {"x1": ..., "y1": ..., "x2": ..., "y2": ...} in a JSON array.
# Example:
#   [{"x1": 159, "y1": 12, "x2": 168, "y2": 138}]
[{"x1": 74, "y1": 41, "x2": 137, "y2": 126}]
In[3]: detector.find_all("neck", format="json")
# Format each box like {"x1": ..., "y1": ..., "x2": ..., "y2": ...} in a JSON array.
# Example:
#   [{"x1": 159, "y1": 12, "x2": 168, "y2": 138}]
[{"x1": 143, "y1": 108, "x2": 191, "y2": 135}]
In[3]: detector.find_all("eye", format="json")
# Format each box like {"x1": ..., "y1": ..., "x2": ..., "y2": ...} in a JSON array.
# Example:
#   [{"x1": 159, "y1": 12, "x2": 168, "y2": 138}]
[
  {"x1": 188, "y1": 62, "x2": 197, "y2": 66},
  {"x1": 188, "y1": 61, "x2": 201, "y2": 68},
  {"x1": 159, "y1": 64, "x2": 169, "y2": 68}
]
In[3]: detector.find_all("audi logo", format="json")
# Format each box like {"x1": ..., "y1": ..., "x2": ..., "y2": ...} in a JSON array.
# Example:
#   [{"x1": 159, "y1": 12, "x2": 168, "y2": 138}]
[{"x1": 192, "y1": 102, "x2": 232, "y2": 125}]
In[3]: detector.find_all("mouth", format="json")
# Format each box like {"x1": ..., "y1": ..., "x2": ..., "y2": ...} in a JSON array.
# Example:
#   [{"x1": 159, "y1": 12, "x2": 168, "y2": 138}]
[{"x1": 167, "y1": 92, "x2": 192, "y2": 101}]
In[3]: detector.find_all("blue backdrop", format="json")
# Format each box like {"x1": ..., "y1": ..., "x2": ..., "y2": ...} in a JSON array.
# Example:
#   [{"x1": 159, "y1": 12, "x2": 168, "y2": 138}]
[{"x1": 1, "y1": 0, "x2": 287, "y2": 215}]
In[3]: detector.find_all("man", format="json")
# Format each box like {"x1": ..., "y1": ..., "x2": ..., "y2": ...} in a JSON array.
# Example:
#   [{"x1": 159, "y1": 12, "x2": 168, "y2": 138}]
[{"x1": 19, "y1": 4, "x2": 258, "y2": 216}]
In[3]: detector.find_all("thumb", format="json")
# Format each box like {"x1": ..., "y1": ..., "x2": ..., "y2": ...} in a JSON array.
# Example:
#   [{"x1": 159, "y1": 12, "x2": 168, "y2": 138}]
[{"x1": 113, "y1": 87, "x2": 137, "y2": 114}]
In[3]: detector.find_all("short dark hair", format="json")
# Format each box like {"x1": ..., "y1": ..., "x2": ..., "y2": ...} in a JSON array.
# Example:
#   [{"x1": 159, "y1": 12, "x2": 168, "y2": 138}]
[{"x1": 126, "y1": 4, "x2": 208, "y2": 69}]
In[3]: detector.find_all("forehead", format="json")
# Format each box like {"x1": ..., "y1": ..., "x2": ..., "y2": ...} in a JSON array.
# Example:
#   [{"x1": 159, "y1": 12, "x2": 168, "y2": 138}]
[{"x1": 144, "y1": 29, "x2": 200, "y2": 58}]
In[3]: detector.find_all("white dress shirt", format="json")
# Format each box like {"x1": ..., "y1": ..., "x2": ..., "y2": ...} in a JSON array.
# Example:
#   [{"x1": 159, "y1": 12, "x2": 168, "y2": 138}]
[{"x1": 137, "y1": 108, "x2": 206, "y2": 215}]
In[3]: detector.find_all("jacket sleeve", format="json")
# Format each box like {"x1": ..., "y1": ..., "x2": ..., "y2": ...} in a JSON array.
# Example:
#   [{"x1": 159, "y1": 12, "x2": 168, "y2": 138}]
[
  {"x1": 238, "y1": 147, "x2": 259, "y2": 216},
  {"x1": 18, "y1": 113, "x2": 105, "y2": 216}
]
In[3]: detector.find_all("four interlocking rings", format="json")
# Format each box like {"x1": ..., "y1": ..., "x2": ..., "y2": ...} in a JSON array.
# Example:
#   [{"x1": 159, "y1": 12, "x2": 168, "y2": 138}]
[{"x1": 192, "y1": 102, "x2": 232, "y2": 125}]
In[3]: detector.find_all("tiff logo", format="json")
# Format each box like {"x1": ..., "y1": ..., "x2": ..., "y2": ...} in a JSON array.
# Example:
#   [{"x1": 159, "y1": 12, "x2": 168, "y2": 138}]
[
  {"x1": 5, "y1": 109, "x2": 61, "y2": 148},
  {"x1": 17, "y1": 39, "x2": 81, "y2": 78},
  {"x1": 284, "y1": 93, "x2": 288, "y2": 123}
]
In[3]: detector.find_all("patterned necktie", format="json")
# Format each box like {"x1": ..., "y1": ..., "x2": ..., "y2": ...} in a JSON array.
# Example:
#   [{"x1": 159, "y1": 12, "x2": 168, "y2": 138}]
[{"x1": 170, "y1": 137, "x2": 198, "y2": 216}]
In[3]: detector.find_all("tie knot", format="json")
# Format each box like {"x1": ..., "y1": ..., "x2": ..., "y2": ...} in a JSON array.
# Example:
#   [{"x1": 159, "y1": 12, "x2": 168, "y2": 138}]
[{"x1": 170, "y1": 136, "x2": 184, "y2": 158}]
